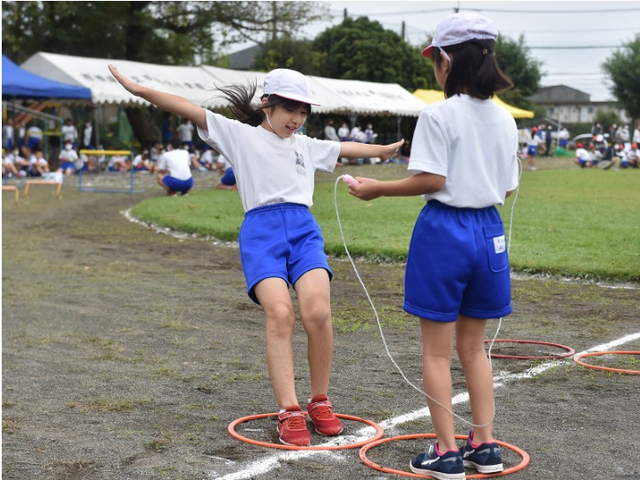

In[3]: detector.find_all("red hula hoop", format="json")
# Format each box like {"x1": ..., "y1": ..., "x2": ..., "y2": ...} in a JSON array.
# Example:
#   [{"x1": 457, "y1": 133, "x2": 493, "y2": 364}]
[
  {"x1": 228, "y1": 412, "x2": 384, "y2": 451},
  {"x1": 573, "y1": 351, "x2": 640, "y2": 374},
  {"x1": 359, "y1": 433, "x2": 530, "y2": 478},
  {"x1": 485, "y1": 339, "x2": 575, "y2": 360}
]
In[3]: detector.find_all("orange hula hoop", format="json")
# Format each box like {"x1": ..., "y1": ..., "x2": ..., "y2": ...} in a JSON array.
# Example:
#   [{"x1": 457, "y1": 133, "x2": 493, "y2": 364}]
[
  {"x1": 359, "y1": 433, "x2": 530, "y2": 478},
  {"x1": 573, "y1": 351, "x2": 640, "y2": 374},
  {"x1": 228, "y1": 412, "x2": 384, "y2": 451}
]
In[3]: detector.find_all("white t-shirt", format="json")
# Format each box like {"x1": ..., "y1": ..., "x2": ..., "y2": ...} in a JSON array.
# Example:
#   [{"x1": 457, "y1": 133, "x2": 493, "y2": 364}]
[
  {"x1": 177, "y1": 122, "x2": 194, "y2": 142},
  {"x1": 59, "y1": 148, "x2": 79, "y2": 162},
  {"x1": 409, "y1": 94, "x2": 519, "y2": 209},
  {"x1": 198, "y1": 110, "x2": 341, "y2": 211},
  {"x1": 200, "y1": 150, "x2": 214, "y2": 164},
  {"x1": 575, "y1": 148, "x2": 592, "y2": 161},
  {"x1": 61, "y1": 125, "x2": 78, "y2": 142},
  {"x1": 157, "y1": 149, "x2": 192, "y2": 181}
]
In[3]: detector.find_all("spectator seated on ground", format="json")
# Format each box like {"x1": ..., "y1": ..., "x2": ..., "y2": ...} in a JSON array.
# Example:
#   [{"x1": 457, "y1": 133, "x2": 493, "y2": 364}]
[
  {"x1": 574, "y1": 143, "x2": 595, "y2": 168},
  {"x1": 28, "y1": 150, "x2": 50, "y2": 177},
  {"x1": 107, "y1": 153, "x2": 130, "y2": 172},
  {"x1": 215, "y1": 155, "x2": 236, "y2": 191},
  {"x1": 57, "y1": 141, "x2": 79, "y2": 176},
  {"x1": 198, "y1": 145, "x2": 216, "y2": 171},
  {"x1": 623, "y1": 143, "x2": 639, "y2": 168},
  {"x1": 3, "y1": 148, "x2": 22, "y2": 178},
  {"x1": 132, "y1": 150, "x2": 151, "y2": 172}
]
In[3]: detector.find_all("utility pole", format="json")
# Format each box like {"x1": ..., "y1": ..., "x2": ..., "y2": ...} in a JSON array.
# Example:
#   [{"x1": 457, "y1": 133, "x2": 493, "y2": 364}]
[
  {"x1": 401, "y1": 21, "x2": 405, "y2": 41},
  {"x1": 344, "y1": 8, "x2": 348, "y2": 20},
  {"x1": 272, "y1": 2, "x2": 278, "y2": 42}
]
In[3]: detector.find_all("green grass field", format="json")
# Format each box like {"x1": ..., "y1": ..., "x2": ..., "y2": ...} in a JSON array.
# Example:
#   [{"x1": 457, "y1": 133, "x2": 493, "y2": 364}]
[{"x1": 131, "y1": 165, "x2": 640, "y2": 281}]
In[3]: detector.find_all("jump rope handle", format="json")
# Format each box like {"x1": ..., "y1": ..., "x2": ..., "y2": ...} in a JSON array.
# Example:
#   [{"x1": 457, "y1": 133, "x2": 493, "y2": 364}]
[{"x1": 342, "y1": 174, "x2": 361, "y2": 186}]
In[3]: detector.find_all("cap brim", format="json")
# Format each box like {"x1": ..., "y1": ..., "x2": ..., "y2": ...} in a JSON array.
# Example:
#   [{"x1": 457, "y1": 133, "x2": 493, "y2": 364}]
[
  {"x1": 270, "y1": 92, "x2": 321, "y2": 106},
  {"x1": 422, "y1": 45, "x2": 434, "y2": 59}
]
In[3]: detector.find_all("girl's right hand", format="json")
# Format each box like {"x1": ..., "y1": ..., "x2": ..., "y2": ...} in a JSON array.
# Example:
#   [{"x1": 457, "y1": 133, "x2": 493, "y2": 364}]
[
  {"x1": 348, "y1": 176, "x2": 382, "y2": 201},
  {"x1": 108, "y1": 65, "x2": 144, "y2": 97}
]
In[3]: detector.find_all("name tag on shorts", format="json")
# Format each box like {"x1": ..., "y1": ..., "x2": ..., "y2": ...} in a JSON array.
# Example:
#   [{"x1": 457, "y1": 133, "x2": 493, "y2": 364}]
[{"x1": 493, "y1": 235, "x2": 506, "y2": 254}]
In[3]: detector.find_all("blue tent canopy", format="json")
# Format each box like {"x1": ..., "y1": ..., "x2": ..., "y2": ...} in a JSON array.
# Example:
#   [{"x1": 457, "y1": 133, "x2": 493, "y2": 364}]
[{"x1": 2, "y1": 55, "x2": 91, "y2": 100}]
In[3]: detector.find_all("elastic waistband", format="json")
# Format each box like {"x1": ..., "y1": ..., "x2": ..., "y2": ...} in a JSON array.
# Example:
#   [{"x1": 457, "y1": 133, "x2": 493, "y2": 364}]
[
  {"x1": 427, "y1": 199, "x2": 496, "y2": 213},
  {"x1": 245, "y1": 203, "x2": 308, "y2": 218}
]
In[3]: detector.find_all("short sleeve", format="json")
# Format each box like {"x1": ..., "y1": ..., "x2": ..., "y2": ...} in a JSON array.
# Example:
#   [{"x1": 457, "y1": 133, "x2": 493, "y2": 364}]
[
  {"x1": 305, "y1": 137, "x2": 341, "y2": 173},
  {"x1": 407, "y1": 108, "x2": 449, "y2": 177}
]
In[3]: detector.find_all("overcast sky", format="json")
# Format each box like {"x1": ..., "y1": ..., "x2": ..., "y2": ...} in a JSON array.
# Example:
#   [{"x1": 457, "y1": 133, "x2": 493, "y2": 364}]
[{"x1": 264, "y1": 1, "x2": 640, "y2": 102}]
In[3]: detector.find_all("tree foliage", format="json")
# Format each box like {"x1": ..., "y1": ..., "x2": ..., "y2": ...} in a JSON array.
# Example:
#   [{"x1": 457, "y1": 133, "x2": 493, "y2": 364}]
[
  {"x1": 494, "y1": 34, "x2": 543, "y2": 109},
  {"x1": 603, "y1": 33, "x2": 640, "y2": 122},
  {"x1": 1, "y1": 1, "x2": 327, "y2": 65},
  {"x1": 311, "y1": 17, "x2": 437, "y2": 92}
]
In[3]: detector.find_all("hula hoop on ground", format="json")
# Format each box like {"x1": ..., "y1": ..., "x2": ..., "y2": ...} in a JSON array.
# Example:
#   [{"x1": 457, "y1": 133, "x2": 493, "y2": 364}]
[
  {"x1": 228, "y1": 412, "x2": 384, "y2": 451},
  {"x1": 484, "y1": 339, "x2": 575, "y2": 360},
  {"x1": 573, "y1": 351, "x2": 640, "y2": 374},
  {"x1": 359, "y1": 433, "x2": 530, "y2": 478}
]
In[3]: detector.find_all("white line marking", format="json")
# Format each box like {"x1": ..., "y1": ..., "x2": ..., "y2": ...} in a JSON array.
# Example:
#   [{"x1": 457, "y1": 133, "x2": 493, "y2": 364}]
[{"x1": 208, "y1": 332, "x2": 640, "y2": 479}]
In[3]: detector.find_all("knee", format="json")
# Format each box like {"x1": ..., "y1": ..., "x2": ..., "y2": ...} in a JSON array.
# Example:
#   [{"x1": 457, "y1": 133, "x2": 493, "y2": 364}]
[
  {"x1": 264, "y1": 302, "x2": 296, "y2": 335},
  {"x1": 301, "y1": 301, "x2": 332, "y2": 332}
]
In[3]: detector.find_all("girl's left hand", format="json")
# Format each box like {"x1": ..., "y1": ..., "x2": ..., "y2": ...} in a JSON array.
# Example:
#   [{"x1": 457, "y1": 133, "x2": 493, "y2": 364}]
[
  {"x1": 379, "y1": 139, "x2": 404, "y2": 161},
  {"x1": 348, "y1": 176, "x2": 382, "y2": 201}
]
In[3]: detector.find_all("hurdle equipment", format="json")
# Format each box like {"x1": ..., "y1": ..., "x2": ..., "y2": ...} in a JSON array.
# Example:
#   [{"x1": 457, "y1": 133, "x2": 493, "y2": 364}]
[
  {"x1": 78, "y1": 149, "x2": 145, "y2": 194},
  {"x1": 2, "y1": 185, "x2": 20, "y2": 205}
]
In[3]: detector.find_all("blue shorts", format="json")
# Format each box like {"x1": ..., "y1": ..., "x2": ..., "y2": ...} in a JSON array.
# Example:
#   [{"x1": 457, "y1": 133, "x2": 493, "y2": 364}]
[
  {"x1": 163, "y1": 175, "x2": 193, "y2": 194},
  {"x1": 220, "y1": 168, "x2": 236, "y2": 186},
  {"x1": 404, "y1": 201, "x2": 512, "y2": 322},
  {"x1": 60, "y1": 162, "x2": 75, "y2": 172},
  {"x1": 527, "y1": 145, "x2": 537, "y2": 156},
  {"x1": 239, "y1": 203, "x2": 332, "y2": 304}
]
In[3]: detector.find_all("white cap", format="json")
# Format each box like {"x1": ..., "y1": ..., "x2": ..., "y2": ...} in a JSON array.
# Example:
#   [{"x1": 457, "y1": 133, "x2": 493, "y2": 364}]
[
  {"x1": 422, "y1": 12, "x2": 498, "y2": 59},
  {"x1": 263, "y1": 68, "x2": 320, "y2": 106}
]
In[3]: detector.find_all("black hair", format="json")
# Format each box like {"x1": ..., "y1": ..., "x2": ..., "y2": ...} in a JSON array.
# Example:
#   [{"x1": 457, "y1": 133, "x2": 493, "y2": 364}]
[
  {"x1": 206, "y1": 82, "x2": 312, "y2": 127},
  {"x1": 433, "y1": 39, "x2": 513, "y2": 99},
  {"x1": 168, "y1": 136, "x2": 182, "y2": 149}
]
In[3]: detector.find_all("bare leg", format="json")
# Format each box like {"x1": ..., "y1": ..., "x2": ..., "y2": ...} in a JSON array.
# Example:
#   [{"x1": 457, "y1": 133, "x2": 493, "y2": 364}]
[
  {"x1": 254, "y1": 277, "x2": 299, "y2": 409},
  {"x1": 294, "y1": 269, "x2": 333, "y2": 399},
  {"x1": 156, "y1": 174, "x2": 169, "y2": 193},
  {"x1": 456, "y1": 315, "x2": 495, "y2": 443},
  {"x1": 420, "y1": 318, "x2": 457, "y2": 452}
]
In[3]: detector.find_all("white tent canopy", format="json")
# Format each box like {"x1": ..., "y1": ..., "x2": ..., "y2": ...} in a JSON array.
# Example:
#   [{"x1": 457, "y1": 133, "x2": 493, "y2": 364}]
[{"x1": 21, "y1": 52, "x2": 426, "y2": 117}]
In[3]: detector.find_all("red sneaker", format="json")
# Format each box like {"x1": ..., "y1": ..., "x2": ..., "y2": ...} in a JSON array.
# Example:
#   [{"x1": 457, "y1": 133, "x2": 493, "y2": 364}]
[
  {"x1": 277, "y1": 407, "x2": 310, "y2": 446},
  {"x1": 306, "y1": 395, "x2": 343, "y2": 436}
]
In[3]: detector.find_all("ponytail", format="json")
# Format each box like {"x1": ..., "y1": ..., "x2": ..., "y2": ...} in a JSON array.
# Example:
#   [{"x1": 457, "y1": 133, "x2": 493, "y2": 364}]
[{"x1": 205, "y1": 82, "x2": 312, "y2": 127}]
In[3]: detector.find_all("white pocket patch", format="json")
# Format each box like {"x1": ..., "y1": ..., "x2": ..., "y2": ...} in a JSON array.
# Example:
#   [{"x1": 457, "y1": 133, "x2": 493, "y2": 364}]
[{"x1": 493, "y1": 235, "x2": 506, "y2": 254}]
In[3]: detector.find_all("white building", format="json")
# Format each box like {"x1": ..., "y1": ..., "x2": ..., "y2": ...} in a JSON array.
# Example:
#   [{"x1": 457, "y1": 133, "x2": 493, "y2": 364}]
[{"x1": 529, "y1": 85, "x2": 630, "y2": 126}]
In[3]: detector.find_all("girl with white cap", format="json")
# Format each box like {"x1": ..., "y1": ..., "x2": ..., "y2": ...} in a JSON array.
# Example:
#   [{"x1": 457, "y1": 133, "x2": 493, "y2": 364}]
[
  {"x1": 108, "y1": 64, "x2": 402, "y2": 447},
  {"x1": 348, "y1": 12, "x2": 518, "y2": 479}
]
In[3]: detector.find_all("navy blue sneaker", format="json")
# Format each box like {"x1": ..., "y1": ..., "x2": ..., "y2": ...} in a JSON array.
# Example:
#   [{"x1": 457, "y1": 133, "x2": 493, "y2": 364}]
[
  {"x1": 409, "y1": 443, "x2": 465, "y2": 480},
  {"x1": 460, "y1": 432, "x2": 504, "y2": 474}
]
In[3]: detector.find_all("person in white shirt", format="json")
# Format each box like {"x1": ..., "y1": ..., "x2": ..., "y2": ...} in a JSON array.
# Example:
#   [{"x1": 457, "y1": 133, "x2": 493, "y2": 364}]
[
  {"x1": 176, "y1": 119, "x2": 195, "y2": 148},
  {"x1": 348, "y1": 12, "x2": 516, "y2": 477},
  {"x1": 57, "y1": 141, "x2": 79, "y2": 176},
  {"x1": 3, "y1": 118, "x2": 15, "y2": 150},
  {"x1": 574, "y1": 143, "x2": 595, "y2": 168},
  {"x1": 156, "y1": 136, "x2": 193, "y2": 195},
  {"x1": 323, "y1": 119, "x2": 339, "y2": 141},
  {"x1": 108, "y1": 64, "x2": 402, "y2": 447},
  {"x1": 337, "y1": 122, "x2": 350, "y2": 141},
  {"x1": 61, "y1": 119, "x2": 79, "y2": 147}
]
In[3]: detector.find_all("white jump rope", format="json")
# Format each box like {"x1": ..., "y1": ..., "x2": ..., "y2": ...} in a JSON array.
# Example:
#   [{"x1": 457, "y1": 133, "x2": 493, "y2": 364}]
[{"x1": 335, "y1": 161, "x2": 522, "y2": 429}]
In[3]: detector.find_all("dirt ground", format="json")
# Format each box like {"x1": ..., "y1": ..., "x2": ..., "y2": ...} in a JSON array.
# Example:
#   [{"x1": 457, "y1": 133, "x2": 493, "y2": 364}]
[{"x1": 2, "y1": 171, "x2": 639, "y2": 480}]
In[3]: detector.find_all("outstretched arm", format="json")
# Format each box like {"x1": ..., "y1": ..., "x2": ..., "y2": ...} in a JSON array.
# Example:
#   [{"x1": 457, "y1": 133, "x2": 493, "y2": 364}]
[
  {"x1": 348, "y1": 172, "x2": 446, "y2": 201},
  {"x1": 340, "y1": 139, "x2": 404, "y2": 162},
  {"x1": 108, "y1": 65, "x2": 207, "y2": 131}
]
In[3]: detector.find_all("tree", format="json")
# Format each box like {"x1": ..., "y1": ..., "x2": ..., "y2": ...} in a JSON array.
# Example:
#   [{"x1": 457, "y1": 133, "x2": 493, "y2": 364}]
[
  {"x1": 1, "y1": 1, "x2": 327, "y2": 148},
  {"x1": 494, "y1": 34, "x2": 543, "y2": 110},
  {"x1": 603, "y1": 33, "x2": 640, "y2": 124},
  {"x1": 311, "y1": 17, "x2": 437, "y2": 92}
]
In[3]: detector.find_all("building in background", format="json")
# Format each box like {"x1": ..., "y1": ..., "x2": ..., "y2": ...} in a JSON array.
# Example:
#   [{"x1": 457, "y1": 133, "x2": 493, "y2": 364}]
[{"x1": 529, "y1": 85, "x2": 629, "y2": 127}]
